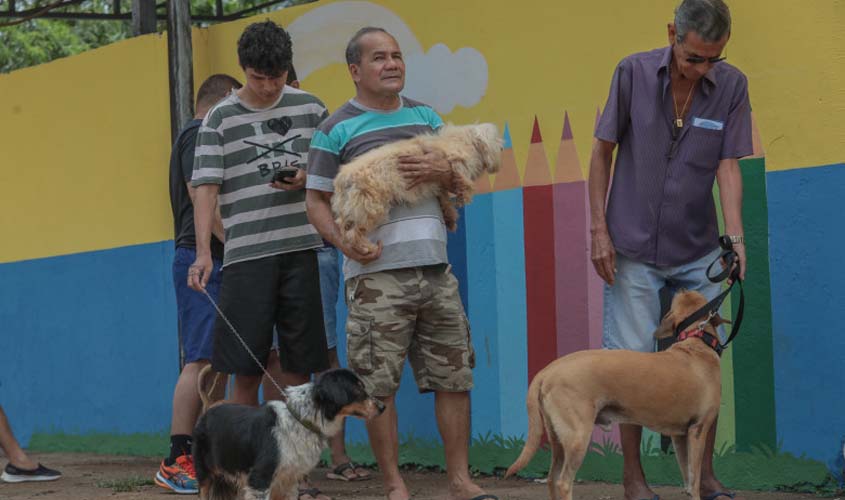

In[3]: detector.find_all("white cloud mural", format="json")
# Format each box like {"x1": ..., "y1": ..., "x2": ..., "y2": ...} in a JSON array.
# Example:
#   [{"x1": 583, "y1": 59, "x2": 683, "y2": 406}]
[{"x1": 286, "y1": 1, "x2": 488, "y2": 114}]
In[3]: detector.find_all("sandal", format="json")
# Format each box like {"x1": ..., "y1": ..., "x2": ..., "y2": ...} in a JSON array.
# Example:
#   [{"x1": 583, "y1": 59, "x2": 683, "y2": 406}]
[
  {"x1": 326, "y1": 461, "x2": 371, "y2": 481},
  {"x1": 298, "y1": 486, "x2": 331, "y2": 500}
]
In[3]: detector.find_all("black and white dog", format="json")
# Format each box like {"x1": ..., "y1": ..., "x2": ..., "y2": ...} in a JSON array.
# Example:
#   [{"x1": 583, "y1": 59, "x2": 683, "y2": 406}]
[{"x1": 192, "y1": 369, "x2": 384, "y2": 500}]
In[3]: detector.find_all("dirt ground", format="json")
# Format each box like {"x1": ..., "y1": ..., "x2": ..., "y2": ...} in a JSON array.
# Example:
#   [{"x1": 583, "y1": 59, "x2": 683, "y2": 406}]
[{"x1": 0, "y1": 453, "x2": 831, "y2": 500}]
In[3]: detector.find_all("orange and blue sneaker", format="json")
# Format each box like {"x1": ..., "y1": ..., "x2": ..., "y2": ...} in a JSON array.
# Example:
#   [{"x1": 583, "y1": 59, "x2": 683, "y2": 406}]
[{"x1": 154, "y1": 454, "x2": 198, "y2": 494}]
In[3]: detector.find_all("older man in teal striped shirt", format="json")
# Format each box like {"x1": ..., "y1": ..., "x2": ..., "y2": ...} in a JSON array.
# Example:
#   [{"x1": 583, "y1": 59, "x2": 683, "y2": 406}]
[{"x1": 306, "y1": 27, "x2": 496, "y2": 500}]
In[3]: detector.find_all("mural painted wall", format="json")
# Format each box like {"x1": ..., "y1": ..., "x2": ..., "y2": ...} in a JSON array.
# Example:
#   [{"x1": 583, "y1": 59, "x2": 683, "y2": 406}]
[{"x1": 1, "y1": 0, "x2": 844, "y2": 486}]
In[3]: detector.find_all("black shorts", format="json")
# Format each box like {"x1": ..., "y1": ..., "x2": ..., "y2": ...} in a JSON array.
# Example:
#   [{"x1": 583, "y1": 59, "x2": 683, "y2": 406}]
[{"x1": 211, "y1": 250, "x2": 329, "y2": 376}]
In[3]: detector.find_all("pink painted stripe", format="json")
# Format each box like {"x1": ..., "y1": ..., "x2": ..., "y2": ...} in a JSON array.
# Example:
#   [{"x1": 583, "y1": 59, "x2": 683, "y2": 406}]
[{"x1": 553, "y1": 181, "x2": 592, "y2": 356}]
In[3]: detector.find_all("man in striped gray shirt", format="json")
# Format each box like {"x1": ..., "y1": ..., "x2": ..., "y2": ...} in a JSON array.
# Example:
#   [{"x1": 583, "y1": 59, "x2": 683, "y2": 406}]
[
  {"x1": 306, "y1": 28, "x2": 494, "y2": 500},
  {"x1": 589, "y1": 1, "x2": 750, "y2": 499},
  {"x1": 188, "y1": 21, "x2": 329, "y2": 411}
]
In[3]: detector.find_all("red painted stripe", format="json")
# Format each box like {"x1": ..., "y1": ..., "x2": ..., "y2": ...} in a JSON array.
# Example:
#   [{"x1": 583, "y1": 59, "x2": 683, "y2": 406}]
[{"x1": 523, "y1": 184, "x2": 558, "y2": 382}]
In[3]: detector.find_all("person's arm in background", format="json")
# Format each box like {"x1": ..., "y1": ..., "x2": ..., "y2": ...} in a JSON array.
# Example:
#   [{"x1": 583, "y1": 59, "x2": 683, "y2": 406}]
[{"x1": 188, "y1": 119, "x2": 226, "y2": 290}]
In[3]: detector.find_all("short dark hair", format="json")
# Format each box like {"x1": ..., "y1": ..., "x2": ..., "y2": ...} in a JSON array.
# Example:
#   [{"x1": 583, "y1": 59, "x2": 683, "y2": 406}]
[
  {"x1": 237, "y1": 21, "x2": 292, "y2": 77},
  {"x1": 196, "y1": 74, "x2": 242, "y2": 109},
  {"x1": 345, "y1": 27, "x2": 392, "y2": 65},
  {"x1": 286, "y1": 64, "x2": 298, "y2": 85}
]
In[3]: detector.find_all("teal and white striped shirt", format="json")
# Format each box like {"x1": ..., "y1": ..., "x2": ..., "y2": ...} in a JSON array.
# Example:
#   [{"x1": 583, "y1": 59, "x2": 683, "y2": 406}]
[{"x1": 306, "y1": 97, "x2": 447, "y2": 279}]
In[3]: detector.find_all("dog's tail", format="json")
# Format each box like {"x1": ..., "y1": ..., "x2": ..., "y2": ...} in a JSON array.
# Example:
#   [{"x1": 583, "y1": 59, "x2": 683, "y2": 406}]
[
  {"x1": 197, "y1": 364, "x2": 221, "y2": 414},
  {"x1": 505, "y1": 372, "x2": 545, "y2": 478}
]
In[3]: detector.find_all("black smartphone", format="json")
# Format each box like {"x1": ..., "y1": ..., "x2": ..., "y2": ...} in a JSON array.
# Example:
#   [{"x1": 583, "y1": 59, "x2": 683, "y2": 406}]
[{"x1": 273, "y1": 168, "x2": 299, "y2": 183}]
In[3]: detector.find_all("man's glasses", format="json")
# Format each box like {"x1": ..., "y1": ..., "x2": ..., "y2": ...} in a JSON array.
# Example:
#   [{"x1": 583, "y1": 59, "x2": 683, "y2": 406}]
[
  {"x1": 676, "y1": 39, "x2": 727, "y2": 65},
  {"x1": 686, "y1": 54, "x2": 726, "y2": 64}
]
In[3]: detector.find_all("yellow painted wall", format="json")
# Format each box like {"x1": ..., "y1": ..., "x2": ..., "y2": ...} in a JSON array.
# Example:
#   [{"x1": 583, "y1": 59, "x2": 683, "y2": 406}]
[
  {"x1": 0, "y1": 34, "x2": 172, "y2": 264},
  {"x1": 1, "y1": 0, "x2": 842, "y2": 264}
]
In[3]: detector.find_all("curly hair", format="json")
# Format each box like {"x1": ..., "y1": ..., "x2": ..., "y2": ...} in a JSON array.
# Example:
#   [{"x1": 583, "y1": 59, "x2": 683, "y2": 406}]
[{"x1": 237, "y1": 21, "x2": 292, "y2": 77}]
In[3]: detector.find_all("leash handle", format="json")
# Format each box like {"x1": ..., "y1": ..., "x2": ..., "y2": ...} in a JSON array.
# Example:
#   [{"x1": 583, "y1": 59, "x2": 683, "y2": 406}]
[
  {"x1": 674, "y1": 241, "x2": 745, "y2": 352},
  {"x1": 199, "y1": 288, "x2": 288, "y2": 401}
]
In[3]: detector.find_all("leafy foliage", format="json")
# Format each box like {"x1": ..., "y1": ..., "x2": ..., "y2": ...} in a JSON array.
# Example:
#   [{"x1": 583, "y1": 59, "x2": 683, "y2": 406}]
[{"x1": 0, "y1": 0, "x2": 313, "y2": 73}]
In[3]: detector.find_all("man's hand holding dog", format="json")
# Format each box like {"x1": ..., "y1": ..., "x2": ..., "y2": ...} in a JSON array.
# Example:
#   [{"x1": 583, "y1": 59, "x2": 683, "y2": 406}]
[
  {"x1": 398, "y1": 149, "x2": 453, "y2": 190},
  {"x1": 342, "y1": 240, "x2": 383, "y2": 265}
]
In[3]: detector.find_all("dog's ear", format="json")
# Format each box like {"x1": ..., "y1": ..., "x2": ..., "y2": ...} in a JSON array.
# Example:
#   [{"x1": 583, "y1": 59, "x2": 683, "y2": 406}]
[{"x1": 652, "y1": 311, "x2": 676, "y2": 339}]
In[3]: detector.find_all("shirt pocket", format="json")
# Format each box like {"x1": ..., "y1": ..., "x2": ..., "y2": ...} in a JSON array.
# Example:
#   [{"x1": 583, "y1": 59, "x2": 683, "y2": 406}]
[{"x1": 686, "y1": 127, "x2": 724, "y2": 172}]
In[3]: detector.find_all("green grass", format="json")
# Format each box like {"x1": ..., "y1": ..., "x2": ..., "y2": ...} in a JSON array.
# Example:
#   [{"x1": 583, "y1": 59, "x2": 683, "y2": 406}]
[
  {"x1": 96, "y1": 476, "x2": 154, "y2": 492},
  {"x1": 29, "y1": 431, "x2": 169, "y2": 457},
  {"x1": 31, "y1": 431, "x2": 836, "y2": 494}
]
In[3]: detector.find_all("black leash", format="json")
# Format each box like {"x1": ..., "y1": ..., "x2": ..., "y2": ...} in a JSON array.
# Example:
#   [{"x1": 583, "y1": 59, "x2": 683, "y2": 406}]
[
  {"x1": 198, "y1": 288, "x2": 327, "y2": 438},
  {"x1": 673, "y1": 236, "x2": 745, "y2": 354}
]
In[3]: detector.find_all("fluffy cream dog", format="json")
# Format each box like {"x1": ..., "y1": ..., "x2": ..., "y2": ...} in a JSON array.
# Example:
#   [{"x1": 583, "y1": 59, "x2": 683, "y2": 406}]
[{"x1": 332, "y1": 123, "x2": 502, "y2": 254}]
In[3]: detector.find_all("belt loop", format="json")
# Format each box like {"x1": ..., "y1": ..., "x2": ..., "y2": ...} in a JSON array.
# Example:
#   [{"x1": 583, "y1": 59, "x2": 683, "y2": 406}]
[{"x1": 445, "y1": 263, "x2": 452, "y2": 274}]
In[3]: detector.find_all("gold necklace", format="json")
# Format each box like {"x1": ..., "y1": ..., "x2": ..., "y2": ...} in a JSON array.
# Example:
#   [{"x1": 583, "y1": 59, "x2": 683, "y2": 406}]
[{"x1": 671, "y1": 68, "x2": 696, "y2": 129}]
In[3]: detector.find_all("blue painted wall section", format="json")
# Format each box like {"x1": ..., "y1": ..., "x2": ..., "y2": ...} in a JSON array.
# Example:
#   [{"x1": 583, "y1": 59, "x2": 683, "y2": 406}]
[
  {"x1": 767, "y1": 163, "x2": 845, "y2": 473},
  {"x1": 0, "y1": 241, "x2": 177, "y2": 444},
  {"x1": 492, "y1": 188, "x2": 529, "y2": 438},
  {"x1": 465, "y1": 193, "x2": 501, "y2": 434}
]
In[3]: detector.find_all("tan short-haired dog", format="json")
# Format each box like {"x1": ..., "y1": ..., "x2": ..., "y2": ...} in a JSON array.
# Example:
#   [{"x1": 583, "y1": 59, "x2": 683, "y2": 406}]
[
  {"x1": 506, "y1": 290, "x2": 729, "y2": 500},
  {"x1": 331, "y1": 123, "x2": 502, "y2": 255}
]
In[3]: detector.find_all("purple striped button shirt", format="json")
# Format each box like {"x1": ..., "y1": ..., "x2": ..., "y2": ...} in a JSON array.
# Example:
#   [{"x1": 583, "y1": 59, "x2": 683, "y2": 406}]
[{"x1": 595, "y1": 46, "x2": 753, "y2": 267}]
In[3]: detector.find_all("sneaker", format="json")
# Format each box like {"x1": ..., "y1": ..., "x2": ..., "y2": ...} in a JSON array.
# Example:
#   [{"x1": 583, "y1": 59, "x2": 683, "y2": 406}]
[
  {"x1": 1, "y1": 462, "x2": 62, "y2": 483},
  {"x1": 154, "y1": 454, "x2": 198, "y2": 494}
]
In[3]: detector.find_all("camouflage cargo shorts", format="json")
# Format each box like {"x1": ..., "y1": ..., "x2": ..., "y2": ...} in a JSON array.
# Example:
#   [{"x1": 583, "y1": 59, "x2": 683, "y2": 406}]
[{"x1": 344, "y1": 264, "x2": 475, "y2": 397}]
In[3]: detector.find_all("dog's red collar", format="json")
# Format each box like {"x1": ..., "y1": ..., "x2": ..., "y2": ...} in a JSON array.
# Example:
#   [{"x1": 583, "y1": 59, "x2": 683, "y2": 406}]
[{"x1": 677, "y1": 326, "x2": 722, "y2": 355}]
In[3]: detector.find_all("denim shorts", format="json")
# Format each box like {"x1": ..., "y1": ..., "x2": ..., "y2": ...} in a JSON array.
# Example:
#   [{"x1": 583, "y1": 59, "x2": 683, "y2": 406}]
[
  {"x1": 172, "y1": 246, "x2": 222, "y2": 363},
  {"x1": 602, "y1": 247, "x2": 725, "y2": 353},
  {"x1": 316, "y1": 246, "x2": 340, "y2": 349}
]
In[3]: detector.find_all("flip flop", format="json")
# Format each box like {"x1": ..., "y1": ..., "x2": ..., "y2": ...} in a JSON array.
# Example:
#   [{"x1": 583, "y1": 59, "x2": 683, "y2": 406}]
[
  {"x1": 298, "y1": 487, "x2": 331, "y2": 500},
  {"x1": 703, "y1": 492, "x2": 736, "y2": 500},
  {"x1": 326, "y1": 461, "x2": 371, "y2": 481}
]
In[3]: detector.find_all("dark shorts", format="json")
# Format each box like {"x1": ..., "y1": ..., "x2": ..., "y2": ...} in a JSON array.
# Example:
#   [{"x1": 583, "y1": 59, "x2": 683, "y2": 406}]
[
  {"x1": 211, "y1": 250, "x2": 330, "y2": 376},
  {"x1": 173, "y1": 246, "x2": 222, "y2": 364}
]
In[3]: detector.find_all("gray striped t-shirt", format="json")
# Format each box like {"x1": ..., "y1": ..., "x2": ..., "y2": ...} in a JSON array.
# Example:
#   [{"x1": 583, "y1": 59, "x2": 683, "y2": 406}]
[
  {"x1": 306, "y1": 97, "x2": 447, "y2": 279},
  {"x1": 192, "y1": 86, "x2": 327, "y2": 267}
]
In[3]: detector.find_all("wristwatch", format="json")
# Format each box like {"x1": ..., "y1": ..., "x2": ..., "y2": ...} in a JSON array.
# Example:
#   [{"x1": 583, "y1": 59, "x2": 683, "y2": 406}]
[{"x1": 725, "y1": 235, "x2": 745, "y2": 245}]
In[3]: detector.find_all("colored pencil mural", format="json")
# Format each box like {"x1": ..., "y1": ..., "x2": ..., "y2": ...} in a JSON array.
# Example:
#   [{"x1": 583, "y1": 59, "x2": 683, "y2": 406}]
[{"x1": 2, "y1": 0, "x2": 844, "y2": 491}]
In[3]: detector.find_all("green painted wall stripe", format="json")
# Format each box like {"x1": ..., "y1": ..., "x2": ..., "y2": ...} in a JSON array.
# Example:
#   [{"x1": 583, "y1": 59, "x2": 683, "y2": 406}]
[
  {"x1": 713, "y1": 185, "x2": 737, "y2": 451},
  {"x1": 732, "y1": 157, "x2": 777, "y2": 450}
]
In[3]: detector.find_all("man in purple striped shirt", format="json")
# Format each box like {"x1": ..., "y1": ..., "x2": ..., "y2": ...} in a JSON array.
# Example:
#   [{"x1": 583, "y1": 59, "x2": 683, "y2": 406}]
[{"x1": 589, "y1": 1, "x2": 751, "y2": 499}]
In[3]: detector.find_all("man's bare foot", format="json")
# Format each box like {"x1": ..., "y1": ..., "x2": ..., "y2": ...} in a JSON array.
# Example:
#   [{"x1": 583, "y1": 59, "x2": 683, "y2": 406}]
[
  {"x1": 386, "y1": 484, "x2": 411, "y2": 500},
  {"x1": 623, "y1": 480, "x2": 658, "y2": 500},
  {"x1": 447, "y1": 477, "x2": 491, "y2": 500},
  {"x1": 701, "y1": 477, "x2": 743, "y2": 500}
]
